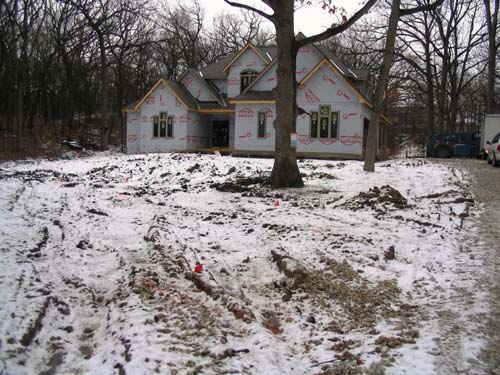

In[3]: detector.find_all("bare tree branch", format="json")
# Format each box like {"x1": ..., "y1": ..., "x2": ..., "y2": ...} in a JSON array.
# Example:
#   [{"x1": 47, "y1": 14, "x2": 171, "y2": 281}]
[
  {"x1": 400, "y1": 0, "x2": 445, "y2": 17},
  {"x1": 222, "y1": 0, "x2": 273, "y2": 21},
  {"x1": 296, "y1": 0, "x2": 377, "y2": 48}
]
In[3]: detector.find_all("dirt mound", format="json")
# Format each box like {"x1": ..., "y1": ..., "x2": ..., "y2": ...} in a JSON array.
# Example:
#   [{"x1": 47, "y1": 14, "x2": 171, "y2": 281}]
[
  {"x1": 271, "y1": 251, "x2": 401, "y2": 328},
  {"x1": 342, "y1": 185, "x2": 411, "y2": 211},
  {"x1": 210, "y1": 174, "x2": 269, "y2": 193}
]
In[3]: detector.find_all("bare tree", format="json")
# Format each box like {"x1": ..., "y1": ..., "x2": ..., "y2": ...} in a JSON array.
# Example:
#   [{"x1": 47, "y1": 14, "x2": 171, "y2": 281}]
[
  {"x1": 363, "y1": 0, "x2": 445, "y2": 173},
  {"x1": 211, "y1": 10, "x2": 275, "y2": 53},
  {"x1": 484, "y1": 0, "x2": 500, "y2": 113},
  {"x1": 223, "y1": 0, "x2": 378, "y2": 187}
]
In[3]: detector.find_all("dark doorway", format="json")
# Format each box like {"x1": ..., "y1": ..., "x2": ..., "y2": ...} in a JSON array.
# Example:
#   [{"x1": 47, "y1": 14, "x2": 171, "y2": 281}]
[{"x1": 212, "y1": 120, "x2": 229, "y2": 147}]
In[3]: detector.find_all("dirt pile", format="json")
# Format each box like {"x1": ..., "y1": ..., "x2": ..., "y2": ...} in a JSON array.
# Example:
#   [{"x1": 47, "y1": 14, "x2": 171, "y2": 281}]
[
  {"x1": 210, "y1": 174, "x2": 269, "y2": 193},
  {"x1": 271, "y1": 250, "x2": 401, "y2": 328},
  {"x1": 341, "y1": 185, "x2": 411, "y2": 212}
]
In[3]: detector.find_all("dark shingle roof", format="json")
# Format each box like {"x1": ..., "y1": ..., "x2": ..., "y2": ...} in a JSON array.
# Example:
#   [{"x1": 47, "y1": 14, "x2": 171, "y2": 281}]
[
  {"x1": 198, "y1": 102, "x2": 235, "y2": 111},
  {"x1": 123, "y1": 99, "x2": 140, "y2": 111},
  {"x1": 163, "y1": 79, "x2": 199, "y2": 109},
  {"x1": 180, "y1": 69, "x2": 226, "y2": 106},
  {"x1": 317, "y1": 46, "x2": 356, "y2": 78},
  {"x1": 200, "y1": 46, "x2": 277, "y2": 79},
  {"x1": 200, "y1": 55, "x2": 235, "y2": 79}
]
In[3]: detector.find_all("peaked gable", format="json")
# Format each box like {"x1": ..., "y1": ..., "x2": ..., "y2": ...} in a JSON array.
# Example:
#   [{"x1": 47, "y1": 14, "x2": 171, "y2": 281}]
[
  {"x1": 123, "y1": 78, "x2": 197, "y2": 112},
  {"x1": 299, "y1": 59, "x2": 371, "y2": 106},
  {"x1": 243, "y1": 59, "x2": 278, "y2": 92},
  {"x1": 223, "y1": 43, "x2": 271, "y2": 73},
  {"x1": 178, "y1": 69, "x2": 225, "y2": 106}
]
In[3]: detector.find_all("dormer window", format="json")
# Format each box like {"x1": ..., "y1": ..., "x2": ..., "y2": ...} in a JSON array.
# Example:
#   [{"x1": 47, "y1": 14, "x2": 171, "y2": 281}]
[{"x1": 240, "y1": 69, "x2": 258, "y2": 91}]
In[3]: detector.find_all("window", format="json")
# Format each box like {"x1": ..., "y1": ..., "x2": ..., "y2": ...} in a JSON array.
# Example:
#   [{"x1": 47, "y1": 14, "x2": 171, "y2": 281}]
[
  {"x1": 241, "y1": 70, "x2": 258, "y2": 91},
  {"x1": 310, "y1": 105, "x2": 339, "y2": 139},
  {"x1": 310, "y1": 112, "x2": 318, "y2": 138},
  {"x1": 153, "y1": 116, "x2": 159, "y2": 137},
  {"x1": 330, "y1": 112, "x2": 339, "y2": 139},
  {"x1": 167, "y1": 116, "x2": 173, "y2": 138},
  {"x1": 153, "y1": 112, "x2": 173, "y2": 138},
  {"x1": 257, "y1": 111, "x2": 266, "y2": 138}
]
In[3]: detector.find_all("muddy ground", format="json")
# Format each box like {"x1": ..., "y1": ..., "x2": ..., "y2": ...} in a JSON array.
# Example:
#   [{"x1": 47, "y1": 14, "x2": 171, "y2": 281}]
[
  {"x1": 0, "y1": 154, "x2": 492, "y2": 375},
  {"x1": 431, "y1": 158, "x2": 500, "y2": 375}
]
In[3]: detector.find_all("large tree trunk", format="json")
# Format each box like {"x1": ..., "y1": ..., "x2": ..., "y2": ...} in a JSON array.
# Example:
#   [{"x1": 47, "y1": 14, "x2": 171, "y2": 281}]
[
  {"x1": 269, "y1": 0, "x2": 303, "y2": 188},
  {"x1": 485, "y1": 0, "x2": 499, "y2": 114},
  {"x1": 98, "y1": 36, "x2": 110, "y2": 151},
  {"x1": 14, "y1": 0, "x2": 24, "y2": 152},
  {"x1": 364, "y1": 0, "x2": 401, "y2": 172},
  {"x1": 424, "y1": 15, "x2": 435, "y2": 142}
]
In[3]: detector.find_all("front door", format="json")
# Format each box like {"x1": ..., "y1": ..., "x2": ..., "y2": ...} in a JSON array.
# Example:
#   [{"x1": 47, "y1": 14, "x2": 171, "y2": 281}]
[{"x1": 212, "y1": 120, "x2": 229, "y2": 147}]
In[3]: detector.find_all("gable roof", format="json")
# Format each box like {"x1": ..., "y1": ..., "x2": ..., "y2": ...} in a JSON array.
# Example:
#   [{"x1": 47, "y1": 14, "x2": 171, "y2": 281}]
[
  {"x1": 201, "y1": 46, "x2": 277, "y2": 79},
  {"x1": 122, "y1": 78, "x2": 235, "y2": 114},
  {"x1": 240, "y1": 43, "x2": 356, "y2": 95},
  {"x1": 222, "y1": 43, "x2": 272, "y2": 73},
  {"x1": 240, "y1": 58, "x2": 278, "y2": 94},
  {"x1": 178, "y1": 68, "x2": 226, "y2": 107},
  {"x1": 122, "y1": 78, "x2": 198, "y2": 112},
  {"x1": 299, "y1": 59, "x2": 371, "y2": 106}
]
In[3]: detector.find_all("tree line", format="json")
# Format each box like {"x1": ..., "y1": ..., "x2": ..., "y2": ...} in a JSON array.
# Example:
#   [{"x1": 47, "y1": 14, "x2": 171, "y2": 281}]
[
  {"x1": 0, "y1": 0, "x2": 498, "y2": 159},
  {"x1": 0, "y1": 0, "x2": 274, "y2": 155},
  {"x1": 328, "y1": 0, "x2": 498, "y2": 144}
]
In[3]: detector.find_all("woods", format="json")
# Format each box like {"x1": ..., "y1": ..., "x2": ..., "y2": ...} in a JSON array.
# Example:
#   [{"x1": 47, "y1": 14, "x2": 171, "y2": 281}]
[
  {"x1": 0, "y1": 0, "x2": 274, "y2": 155},
  {"x1": 333, "y1": 0, "x2": 497, "y2": 145},
  {"x1": 0, "y1": 0, "x2": 498, "y2": 168}
]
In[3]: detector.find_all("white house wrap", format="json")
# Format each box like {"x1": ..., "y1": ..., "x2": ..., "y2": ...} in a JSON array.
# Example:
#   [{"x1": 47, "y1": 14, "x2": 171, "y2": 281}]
[{"x1": 123, "y1": 36, "x2": 390, "y2": 159}]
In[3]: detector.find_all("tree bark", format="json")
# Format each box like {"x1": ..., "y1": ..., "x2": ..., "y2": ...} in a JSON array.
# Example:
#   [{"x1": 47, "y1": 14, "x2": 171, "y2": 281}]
[
  {"x1": 485, "y1": 0, "x2": 499, "y2": 114},
  {"x1": 269, "y1": 0, "x2": 303, "y2": 188},
  {"x1": 364, "y1": 0, "x2": 401, "y2": 172},
  {"x1": 424, "y1": 14, "x2": 435, "y2": 142}
]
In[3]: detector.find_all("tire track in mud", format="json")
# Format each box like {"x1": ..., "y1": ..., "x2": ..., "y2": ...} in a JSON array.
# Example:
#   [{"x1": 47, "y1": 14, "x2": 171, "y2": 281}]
[{"x1": 0, "y1": 171, "x2": 137, "y2": 375}]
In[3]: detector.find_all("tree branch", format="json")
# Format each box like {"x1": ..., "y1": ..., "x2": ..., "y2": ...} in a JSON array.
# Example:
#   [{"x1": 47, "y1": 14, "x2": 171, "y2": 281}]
[
  {"x1": 223, "y1": 0, "x2": 273, "y2": 21},
  {"x1": 296, "y1": 0, "x2": 377, "y2": 48},
  {"x1": 400, "y1": 0, "x2": 445, "y2": 17}
]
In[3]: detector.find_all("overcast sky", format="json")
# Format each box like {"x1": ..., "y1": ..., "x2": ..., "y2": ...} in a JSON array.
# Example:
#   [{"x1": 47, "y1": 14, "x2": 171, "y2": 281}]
[{"x1": 196, "y1": 0, "x2": 365, "y2": 37}]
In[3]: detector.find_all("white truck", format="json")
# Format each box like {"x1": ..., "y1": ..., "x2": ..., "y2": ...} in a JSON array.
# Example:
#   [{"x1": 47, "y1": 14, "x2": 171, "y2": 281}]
[{"x1": 481, "y1": 114, "x2": 500, "y2": 159}]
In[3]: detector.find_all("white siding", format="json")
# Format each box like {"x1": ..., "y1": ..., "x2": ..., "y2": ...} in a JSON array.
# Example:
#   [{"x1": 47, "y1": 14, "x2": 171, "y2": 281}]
[
  {"x1": 180, "y1": 72, "x2": 216, "y2": 102},
  {"x1": 227, "y1": 49, "x2": 268, "y2": 98},
  {"x1": 186, "y1": 111, "x2": 210, "y2": 149},
  {"x1": 249, "y1": 46, "x2": 322, "y2": 92},
  {"x1": 126, "y1": 112, "x2": 141, "y2": 154},
  {"x1": 295, "y1": 45, "x2": 323, "y2": 83},
  {"x1": 129, "y1": 82, "x2": 188, "y2": 154},
  {"x1": 234, "y1": 104, "x2": 275, "y2": 151},
  {"x1": 251, "y1": 64, "x2": 277, "y2": 91},
  {"x1": 296, "y1": 64, "x2": 365, "y2": 155},
  {"x1": 233, "y1": 61, "x2": 369, "y2": 157},
  {"x1": 208, "y1": 79, "x2": 227, "y2": 95}
]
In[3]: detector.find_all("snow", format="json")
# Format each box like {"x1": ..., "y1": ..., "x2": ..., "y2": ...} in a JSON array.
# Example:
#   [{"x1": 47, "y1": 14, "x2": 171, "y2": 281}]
[{"x1": 0, "y1": 152, "x2": 485, "y2": 374}]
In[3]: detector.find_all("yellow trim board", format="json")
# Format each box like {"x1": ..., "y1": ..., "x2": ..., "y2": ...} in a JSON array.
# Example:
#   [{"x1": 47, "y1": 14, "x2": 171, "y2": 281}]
[
  {"x1": 229, "y1": 100, "x2": 276, "y2": 104},
  {"x1": 299, "y1": 59, "x2": 371, "y2": 107},
  {"x1": 133, "y1": 79, "x2": 164, "y2": 111},
  {"x1": 163, "y1": 80, "x2": 191, "y2": 109},
  {"x1": 380, "y1": 114, "x2": 393, "y2": 126},
  {"x1": 223, "y1": 43, "x2": 270, "y2": 73},
  {"x1": 196, "y1": 109, "x2": 236, "y2": 114}
]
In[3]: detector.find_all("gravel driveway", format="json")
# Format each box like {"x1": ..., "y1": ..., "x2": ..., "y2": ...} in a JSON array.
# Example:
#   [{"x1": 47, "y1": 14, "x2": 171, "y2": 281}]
[{"x1": 430, "y1": 158, "x2": 500, "y2": 374}]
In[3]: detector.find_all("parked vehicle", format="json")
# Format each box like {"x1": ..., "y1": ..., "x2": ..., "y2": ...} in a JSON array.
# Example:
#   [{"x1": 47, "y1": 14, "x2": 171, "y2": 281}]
[
  {"x1": 486, "y1": 132, "x2": 500, "y2": 167},
  {"x1": 426, "y1": 132, "x2": 480, "y2": 158},
  {"x1": 481, "y1": 114, "x2": 500, "y2": 159}
]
